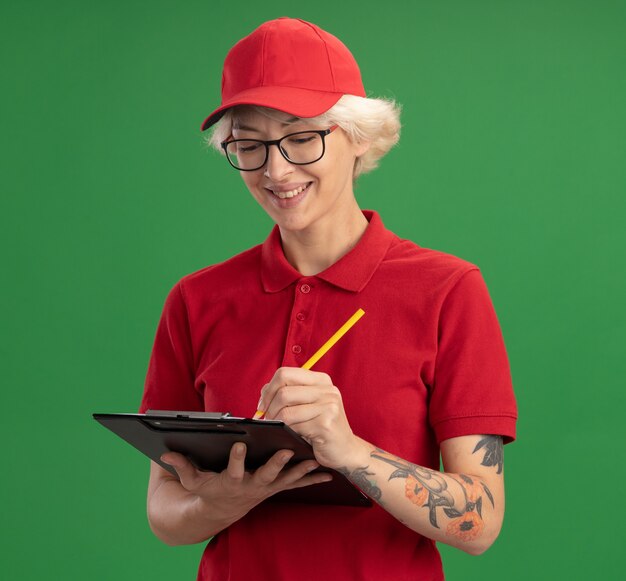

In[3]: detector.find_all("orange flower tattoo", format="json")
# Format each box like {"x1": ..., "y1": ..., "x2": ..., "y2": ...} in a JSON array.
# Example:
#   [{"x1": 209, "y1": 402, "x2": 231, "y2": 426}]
[
  {"x1": 443, "y1": 474, "x2": 494, "y2": 541},
  {"x1": 446, "y1": 510, "x2": 484, "y2": 541},
  {"x1": 405, "y1": 475, "x2": 428, "y2": 506}
]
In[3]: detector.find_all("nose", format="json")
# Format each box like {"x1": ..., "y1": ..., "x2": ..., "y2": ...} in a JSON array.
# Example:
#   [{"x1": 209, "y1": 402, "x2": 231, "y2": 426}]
[{"x1": 263, "y1": 143, "x2": 294, "y2": 181}]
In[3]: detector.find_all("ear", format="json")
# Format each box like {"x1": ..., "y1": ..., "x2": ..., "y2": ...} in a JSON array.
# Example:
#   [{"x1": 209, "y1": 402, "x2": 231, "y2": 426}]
[{"x1": 354, "y1": 139, "x2": 371, "y2": 158}]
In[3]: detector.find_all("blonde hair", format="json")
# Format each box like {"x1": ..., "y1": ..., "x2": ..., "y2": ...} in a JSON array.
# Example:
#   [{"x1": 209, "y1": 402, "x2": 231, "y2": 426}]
[{"x1": 206, "y1": 95, "x2": 401, "y2": 179}]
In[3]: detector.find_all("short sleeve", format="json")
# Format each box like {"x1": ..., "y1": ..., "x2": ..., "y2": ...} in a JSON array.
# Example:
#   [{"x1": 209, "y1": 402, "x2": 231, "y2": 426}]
[
  {"x1": 429, "y1": 268, "x2": 517, "y2": 444},
  {"x1": 138, "y1": 282, "x2": 204, "y2": 413}
]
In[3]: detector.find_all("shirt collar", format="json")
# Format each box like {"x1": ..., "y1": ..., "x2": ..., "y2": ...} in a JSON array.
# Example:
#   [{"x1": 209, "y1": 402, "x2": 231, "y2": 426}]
[{"x1": 261, "y1": 210, "x2": 396, "y2": 293}]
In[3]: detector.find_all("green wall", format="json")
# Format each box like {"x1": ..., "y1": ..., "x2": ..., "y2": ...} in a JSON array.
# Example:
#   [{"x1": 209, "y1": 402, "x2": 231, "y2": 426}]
[{"x1": 2, "y1": 0, "x2": 624, "y2": 579}]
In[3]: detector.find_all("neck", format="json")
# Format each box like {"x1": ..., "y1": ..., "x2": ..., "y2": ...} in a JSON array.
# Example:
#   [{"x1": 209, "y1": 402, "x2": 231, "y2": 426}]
[{"x1": 279, "y1": 203, "x2": 368, "y2": 276}]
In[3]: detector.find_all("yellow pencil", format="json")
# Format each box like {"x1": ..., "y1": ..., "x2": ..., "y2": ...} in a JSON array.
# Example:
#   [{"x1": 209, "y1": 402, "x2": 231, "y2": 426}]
[{"x1": 253, "y1": 308, "x2": 365, "y2": 419}]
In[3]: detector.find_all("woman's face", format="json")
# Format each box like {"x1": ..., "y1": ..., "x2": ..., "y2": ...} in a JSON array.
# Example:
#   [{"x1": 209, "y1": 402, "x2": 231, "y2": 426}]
[{"x1": 230, "y1": 109, "x2": 368, "y2": 234}]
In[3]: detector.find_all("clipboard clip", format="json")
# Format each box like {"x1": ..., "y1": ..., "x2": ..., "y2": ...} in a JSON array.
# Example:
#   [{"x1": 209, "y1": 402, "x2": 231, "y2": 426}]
[{"x1": 145, "y1": 410, "x2": 232, "y2": 419}]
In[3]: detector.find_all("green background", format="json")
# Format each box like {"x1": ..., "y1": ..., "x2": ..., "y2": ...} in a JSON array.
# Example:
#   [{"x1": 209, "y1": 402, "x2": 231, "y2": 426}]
[{"x1": 2, "y1": 0, "x2": 624, "y2": 579}]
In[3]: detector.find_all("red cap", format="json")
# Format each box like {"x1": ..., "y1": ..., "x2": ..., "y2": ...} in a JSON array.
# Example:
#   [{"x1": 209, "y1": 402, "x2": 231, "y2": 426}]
[{"x1": 200, "y1": 17, "x2": 366, "y2": 131}]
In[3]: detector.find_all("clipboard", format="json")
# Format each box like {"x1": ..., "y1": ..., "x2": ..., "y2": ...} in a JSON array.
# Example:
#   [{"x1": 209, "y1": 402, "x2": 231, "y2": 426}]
[{"x1": 93, "y1": 410, "x2": 371, "y2": 507}]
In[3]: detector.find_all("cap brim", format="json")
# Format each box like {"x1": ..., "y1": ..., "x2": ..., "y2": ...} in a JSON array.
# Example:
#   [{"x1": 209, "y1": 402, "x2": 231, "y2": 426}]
[{"x1": 200, "y1": 86, "x2": 344, "y2": 131}]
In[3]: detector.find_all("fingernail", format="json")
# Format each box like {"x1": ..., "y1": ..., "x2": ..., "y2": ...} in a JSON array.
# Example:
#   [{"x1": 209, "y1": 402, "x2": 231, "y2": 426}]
[
  {"x1": 257, "y1": 396, "x2": 263, "y2": 409},
  {"x1": 281, "y1": 451, "x2": 294, "y2": 463},
  {"x1": 306, "y1": 463, "x2": 319, "y2": 473}
]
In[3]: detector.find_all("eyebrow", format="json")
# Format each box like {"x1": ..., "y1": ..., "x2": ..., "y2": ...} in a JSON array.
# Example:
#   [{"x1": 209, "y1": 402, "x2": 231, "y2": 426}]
[{"x1": 233, "y1": 117, "x2": 300, "y2": 132}]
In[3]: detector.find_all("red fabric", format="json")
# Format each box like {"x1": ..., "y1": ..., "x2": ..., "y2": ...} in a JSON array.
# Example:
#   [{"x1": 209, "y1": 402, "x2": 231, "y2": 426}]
[
  {"x1": 140, "y1": 210, "x2": 517, "y2": 581},
  {"x1": 201, "y1": 18, "x2": 366, "y2": 130}
]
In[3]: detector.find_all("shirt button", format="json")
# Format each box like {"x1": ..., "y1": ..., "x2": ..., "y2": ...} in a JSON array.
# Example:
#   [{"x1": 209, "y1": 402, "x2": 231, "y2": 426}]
[
  {"x1": 292, "y1": 345, "x2": 302, "y2": 354},
  {"x1": 300, "y1": 283, "x2": 311, "y2": 294},
  {"x1": 296, "y1": 312, "x2": 305, "y2": 321}
]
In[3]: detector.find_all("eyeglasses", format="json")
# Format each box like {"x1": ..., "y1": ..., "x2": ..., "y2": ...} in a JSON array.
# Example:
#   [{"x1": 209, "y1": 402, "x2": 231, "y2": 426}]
[{"x1": 221, "y1": 125, "x2": 338, "y2": 171}]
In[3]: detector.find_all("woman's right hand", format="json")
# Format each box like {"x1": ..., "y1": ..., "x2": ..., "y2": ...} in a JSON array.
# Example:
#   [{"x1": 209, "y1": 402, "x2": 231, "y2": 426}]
[{"x1": 152, "y1": 442, "x2": 332, "y2": 543}]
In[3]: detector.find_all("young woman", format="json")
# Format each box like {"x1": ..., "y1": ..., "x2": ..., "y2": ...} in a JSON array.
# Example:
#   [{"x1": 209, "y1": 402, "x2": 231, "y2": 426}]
[{"x1": 140, "y1": 17, "x2": 517, "y2": 581}]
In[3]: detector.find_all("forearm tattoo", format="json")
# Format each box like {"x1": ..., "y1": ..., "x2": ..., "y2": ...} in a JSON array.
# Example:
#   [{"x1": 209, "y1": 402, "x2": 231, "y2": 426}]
[
  {"x1": 343, "y1": 437, "x2": 503, "y2": 542},
  {"x1": 371, "y1": 449, "x2": 456, "y2": 529},
  {"x1": 337, "y1": 466, "x2": 382, "y2": 502}
]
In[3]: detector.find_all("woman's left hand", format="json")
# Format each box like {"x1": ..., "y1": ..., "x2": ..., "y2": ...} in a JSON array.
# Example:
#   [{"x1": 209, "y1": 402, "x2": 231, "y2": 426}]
[{"x1": 258, "y1": 367, "x2": 367, "y2": 469}]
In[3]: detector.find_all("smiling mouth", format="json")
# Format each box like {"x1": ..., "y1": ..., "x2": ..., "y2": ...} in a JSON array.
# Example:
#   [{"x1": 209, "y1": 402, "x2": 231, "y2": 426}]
[{"x1": 267, "y1": 182, "x2": 312, "y2": 199}]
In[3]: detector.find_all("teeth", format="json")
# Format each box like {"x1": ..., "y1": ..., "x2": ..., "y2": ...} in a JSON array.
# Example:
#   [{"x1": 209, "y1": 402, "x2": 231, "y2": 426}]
[{"x1": 272, "y1": 184, "x2": 308, "y2": 199}]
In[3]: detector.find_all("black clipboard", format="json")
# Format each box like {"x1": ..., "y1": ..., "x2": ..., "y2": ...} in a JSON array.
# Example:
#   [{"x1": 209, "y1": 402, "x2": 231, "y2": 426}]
[{"x1": 93, "y1": 411, "x2": 371, "y2": 507}]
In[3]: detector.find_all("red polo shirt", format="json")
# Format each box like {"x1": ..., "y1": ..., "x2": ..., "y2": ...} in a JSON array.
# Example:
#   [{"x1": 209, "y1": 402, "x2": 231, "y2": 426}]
[{"x1": 140, "y1": 210, "x2": 517, "y2": 581}]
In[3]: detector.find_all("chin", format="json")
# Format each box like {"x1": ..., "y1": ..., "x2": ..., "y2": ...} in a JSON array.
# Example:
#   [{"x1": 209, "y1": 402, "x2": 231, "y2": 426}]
[
  {"x1": 273, "y1": 213, "x2": 312, "y2": 232},
  {"x1": 259, "y1": 200, "x2": 314, "y2": 232}
]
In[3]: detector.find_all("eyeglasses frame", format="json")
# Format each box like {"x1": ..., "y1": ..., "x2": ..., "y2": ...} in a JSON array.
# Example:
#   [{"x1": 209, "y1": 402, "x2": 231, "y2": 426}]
[{"x1": 220, "y1": 125, "x2": 339, "y2": 171}]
